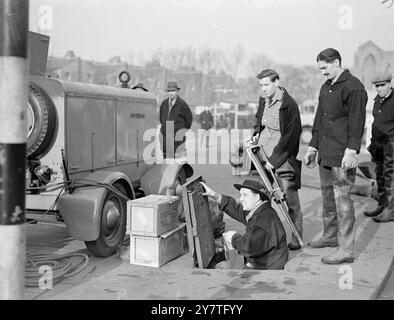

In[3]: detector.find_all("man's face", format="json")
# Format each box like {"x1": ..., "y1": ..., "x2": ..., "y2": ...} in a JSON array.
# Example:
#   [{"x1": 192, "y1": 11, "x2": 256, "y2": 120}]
[
  {"x1": 239, "y1": 188, "x2": 260, "y2": 211},
  {"x1": 168, "y1": 90, "x2": 178, "y2": 100},
  {"x1": 259, "y1": 77, "x2": 278, "y2": 99},
  {"x1": 375, "y1": 82, "x2": 392, "y2": 98},
  {"x1": 318, "y1": 59, "x2": 340, "y2": 80}
]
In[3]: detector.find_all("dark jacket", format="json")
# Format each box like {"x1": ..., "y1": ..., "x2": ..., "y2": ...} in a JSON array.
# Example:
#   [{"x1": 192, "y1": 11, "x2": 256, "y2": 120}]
[
  {"x1": 220, "y1": 196, "x2": 289, "y2": 270},
  {"x1": 159, "y1": 96, "x2": 193, "y2": 138},
  {"x1": 199, "y1": 110, "x2": 214, "y2": 130},
  {"x1": 253, "y1": 88, "x2": 302, "y2": 187},
  {"x1": 309, "y1": 69, "x2": 367, "y2": 167},
  {"x1": 370, "y1": 89, "x2": 394, "y2": 143}
]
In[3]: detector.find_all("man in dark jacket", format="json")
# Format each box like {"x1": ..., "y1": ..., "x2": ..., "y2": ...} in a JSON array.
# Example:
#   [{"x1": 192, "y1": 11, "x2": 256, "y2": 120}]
[
  {"x1": 364, "y1": 72, "x2": 394, "y2": 223},
  {"x1": 159, "y1": 81, "x2": 193, "y2": 158},
  {"x1": 251, "y1": 69, "x2": 303, "y2": 251},
  {"x1": 199, "y1": 108, "x2": 214, "y2": 147},
  {"x1": 304, "y1": 48, "x2": 367, "y2": 264},
  {"x1": 200, "y1": 179, "x2": 288, "y2": 270}
]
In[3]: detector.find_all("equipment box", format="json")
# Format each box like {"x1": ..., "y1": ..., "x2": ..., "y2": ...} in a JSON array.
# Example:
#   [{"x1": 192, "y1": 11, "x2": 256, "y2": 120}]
[
  {"x1": 126, "y1": 195, "x2": 180, "y2": 236},
  {"x1": 130, "y1": 223, "x2": 186, "y2": 268}
]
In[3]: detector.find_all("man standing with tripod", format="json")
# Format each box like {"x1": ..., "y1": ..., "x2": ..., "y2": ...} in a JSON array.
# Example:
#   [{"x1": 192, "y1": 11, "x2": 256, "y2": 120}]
[{"x1": 252, "y1": 69, "x2": 303, "y2": 250}]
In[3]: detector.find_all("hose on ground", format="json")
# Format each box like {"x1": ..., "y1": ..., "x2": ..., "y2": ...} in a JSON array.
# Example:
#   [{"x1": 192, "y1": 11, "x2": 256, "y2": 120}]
[{"x1": 25, "y1": 252, "x2": 89, "y2": 288}]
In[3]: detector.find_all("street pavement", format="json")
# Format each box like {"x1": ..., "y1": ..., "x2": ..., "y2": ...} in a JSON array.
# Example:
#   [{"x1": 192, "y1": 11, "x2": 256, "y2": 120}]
[{"x1": 23, "y1": 142, "x2": 394, "y2": 300}]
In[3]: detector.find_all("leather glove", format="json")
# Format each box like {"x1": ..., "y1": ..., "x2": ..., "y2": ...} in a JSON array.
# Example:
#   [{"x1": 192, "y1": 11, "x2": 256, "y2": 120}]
[
  {"x1": 341, "y1": 148, "x2": 357, "y2": 169},
  {"x1": 304, "y1": 146, "x2": 317, "y2": 168}
]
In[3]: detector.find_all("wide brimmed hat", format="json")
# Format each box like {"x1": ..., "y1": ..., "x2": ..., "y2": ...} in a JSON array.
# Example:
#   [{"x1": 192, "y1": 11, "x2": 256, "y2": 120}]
[
  {"x1": 372, "y1": 72, "x2": 392, "y2": 85},
  {"x1": 131, "y1": 82, "x2": 148, "y2": 91},
  {"x1": 167, "y1": 81, "x2": 180, "y2": 91},
  {"x1": 234, "y1": 179, "x2": 269, "y2": 199}
]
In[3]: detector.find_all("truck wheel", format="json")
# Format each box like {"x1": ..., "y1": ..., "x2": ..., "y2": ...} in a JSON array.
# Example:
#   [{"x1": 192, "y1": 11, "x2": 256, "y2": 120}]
[
  {"x1": 300, "y1": 126, "x2": 312, "y2": 145},
  {"x1": 85, "y1": 183, "x2": 127, "y2": 257},
  {"x1": 27, "y1": 82, "x2": 58, "y2": 159}
]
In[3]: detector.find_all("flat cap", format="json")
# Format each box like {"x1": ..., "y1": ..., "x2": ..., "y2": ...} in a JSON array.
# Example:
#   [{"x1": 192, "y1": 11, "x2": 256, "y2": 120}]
[{"x1": 372, "y1": 72, "x2": 392, "y2": 85}]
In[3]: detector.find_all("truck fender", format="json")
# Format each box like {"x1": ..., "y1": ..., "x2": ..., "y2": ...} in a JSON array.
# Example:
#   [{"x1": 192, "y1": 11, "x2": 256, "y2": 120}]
[
  {"x1": 140, "y1": 161, "x2": 193, "y2": 196},
  {"x1": 57, "y1": 171, "x2": 133, "y2": 241}
]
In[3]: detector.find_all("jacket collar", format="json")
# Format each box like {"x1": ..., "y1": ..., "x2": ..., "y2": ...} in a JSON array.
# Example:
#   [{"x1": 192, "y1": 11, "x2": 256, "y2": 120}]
[
  {"x1": 374, "y1": 88, "x2": 393, "y2": 102},
  {"x1": 245, "y1": 201, "x2": 271, "y2": 222},
  {"x1": 259, "y1": 87, "x2": 291, "y2": 110},
  {"x1": 279, "y1": 88, "x2": 290, "y2": 110},
  {"x1": 326, "y1": 69, "x2": 351, "y2": 85}
]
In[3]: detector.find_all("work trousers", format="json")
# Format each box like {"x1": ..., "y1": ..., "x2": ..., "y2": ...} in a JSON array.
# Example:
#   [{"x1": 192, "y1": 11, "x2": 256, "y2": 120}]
[
  {"x1": 319, "y1": 166, "x2": 356, "y2": 254},
  {"x1": 277, "y1": 161, "x2": 303, "y2": 243},
  {"x1": 371, "y1": 141, "x2": 394, "y2": 212}
]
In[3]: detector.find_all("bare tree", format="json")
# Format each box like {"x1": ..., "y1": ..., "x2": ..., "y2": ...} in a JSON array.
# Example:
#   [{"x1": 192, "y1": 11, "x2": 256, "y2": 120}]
[
  {"x1": 230, "y1": 43, "x2": 246, "y2": 80},
  {"x1": 247, "y1": 53, "x2": 276, "y2": 77}
]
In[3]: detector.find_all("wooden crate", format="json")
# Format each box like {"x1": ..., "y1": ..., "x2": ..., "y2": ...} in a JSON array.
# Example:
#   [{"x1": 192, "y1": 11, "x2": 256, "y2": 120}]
[
  {"x1": 127, "y1": 195, "x2": 180, "y2": 236},
  {"x1": 129, "y1": 223, "x2": 186, "y2": 268}
]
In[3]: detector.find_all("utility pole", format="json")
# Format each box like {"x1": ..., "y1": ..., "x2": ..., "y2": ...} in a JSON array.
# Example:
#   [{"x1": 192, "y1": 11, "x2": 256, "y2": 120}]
[{"x1": 0, "y1": 0, "x2": 29, "y2": 299}]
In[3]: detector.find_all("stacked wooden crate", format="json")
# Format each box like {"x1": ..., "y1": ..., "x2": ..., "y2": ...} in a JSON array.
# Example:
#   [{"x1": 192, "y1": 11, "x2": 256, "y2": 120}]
[{"x1": 126, "y1": 195, "x2": 185, "y2": 267}]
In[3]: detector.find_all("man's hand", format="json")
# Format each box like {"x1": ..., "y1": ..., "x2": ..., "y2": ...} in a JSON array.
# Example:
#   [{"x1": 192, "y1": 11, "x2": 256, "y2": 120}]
[
  {"x1": 200, "y1": 182, "x2": 221, "y2": 202},
  {"x1": 251, "y1": 134, "x2": 259, "y2": 145},
  {"x1": 223, "y1": 231, "x2": 237, "y2": 250},
  {"x1": 265, "y1": 161, "x2": 274, "y2": 171},
  {"x1": 304, "y1": 146, "x2": 317, "y2": 169},
  {"x1": 341, "y1": 148, "x2": 357, "y2": 170}
]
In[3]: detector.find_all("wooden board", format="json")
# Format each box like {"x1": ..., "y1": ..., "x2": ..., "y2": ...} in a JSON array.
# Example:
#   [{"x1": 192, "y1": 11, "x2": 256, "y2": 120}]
[{"x1": 182, "y1": 176, "x2": 216, "y2": 269}]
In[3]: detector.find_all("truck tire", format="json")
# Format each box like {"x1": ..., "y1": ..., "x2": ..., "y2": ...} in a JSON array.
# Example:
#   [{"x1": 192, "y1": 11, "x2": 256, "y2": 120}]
[
  {"x1": 85, "y1": 183, "x2": 127, "y2": 257},
  {"x1": 27, "y1": 82, "x2": 58, "y2": 159},
  {"x1": 300, "y1": 126, "x2": 312, "y2": 145}
]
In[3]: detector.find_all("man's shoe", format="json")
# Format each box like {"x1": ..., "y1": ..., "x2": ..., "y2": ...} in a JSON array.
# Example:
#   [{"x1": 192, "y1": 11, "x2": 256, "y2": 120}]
[
  {"x1": 288, "y1": 242, "x2": 301, "y2": 251},
  {"x1": 373, "y1": 209, "x2": 394, "y2": 223},
  {"x1": 364, "y1": 206, "x2": 384, "y2": 217},
  {"x1": 307, "y1": 238, "x2": 338, "y2": 248},
  {"x1": 321, "y1": 249, "x2": 355, "y2": 265}
]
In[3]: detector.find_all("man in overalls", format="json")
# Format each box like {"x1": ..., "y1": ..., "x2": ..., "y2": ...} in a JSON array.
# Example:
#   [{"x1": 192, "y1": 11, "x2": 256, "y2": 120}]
[{"x1": 251, "y1": 69, "x2": 303, "y2": 250}]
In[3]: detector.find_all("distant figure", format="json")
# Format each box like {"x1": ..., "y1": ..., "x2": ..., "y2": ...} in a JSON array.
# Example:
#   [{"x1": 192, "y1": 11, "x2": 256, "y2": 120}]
[
  {"x1": 199, "y1": 108, "x2": 214, "y2": 147},
  {"x1": 131, "y1": 82, "x2": 148, "y2": 92},
  {"x1": 364, "y1": 72, "x2": 394, "y2": 223},
  {"x1": 159, "y1": 81, "x2": 193, "y2": 158}
]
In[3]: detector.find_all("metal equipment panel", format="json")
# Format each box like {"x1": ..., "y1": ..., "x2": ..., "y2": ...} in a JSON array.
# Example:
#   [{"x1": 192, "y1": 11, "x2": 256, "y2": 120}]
[
  {"x1": 91, "y1": 99, "x2": 116, "y2": 169},
  {"x1": 66, "y1": 96, "x2": 94, "y2": 172},
  {"x1": 117, "y1": 101, "x2": 138, "y2": 164},
  {"x1": 67, "y1": 96, "x2": 116, "y2": 172}
]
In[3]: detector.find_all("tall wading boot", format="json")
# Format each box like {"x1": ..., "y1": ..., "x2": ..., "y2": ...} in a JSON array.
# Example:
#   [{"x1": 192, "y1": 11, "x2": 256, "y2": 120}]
[
  {"x1": 364, "y1": 156, "x2": 385, "y2": 217},
  {"x1": 321, "y1": 168, "x2": 356, "y2": 265},
  {"x1": 308, "y1": 185, "x2": 339, "y2": 248},
  {"x1": 374, "y1": 142, "x2": 394, "y2": 223}
]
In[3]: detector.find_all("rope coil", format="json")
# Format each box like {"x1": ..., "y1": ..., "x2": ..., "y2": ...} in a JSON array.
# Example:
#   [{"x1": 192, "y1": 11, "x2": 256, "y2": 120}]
[{"x1": 25, "y1": 252, "x2": 89, "y2": 288}]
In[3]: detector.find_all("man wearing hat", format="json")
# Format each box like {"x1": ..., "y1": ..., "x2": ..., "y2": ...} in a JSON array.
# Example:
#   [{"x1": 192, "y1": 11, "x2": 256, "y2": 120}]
[
  {"x1": 200, "y1": 179, "x2": 289, "y2": 270},
  {"x1": 364, "y1": 72, "x2": 394, "y2": 223},
  {"x1": 131, "y1": 82, "x2": 148, "y2": 91},
  {"x1": 159, "y1": 81, "x2": 193, "y2": 158}
]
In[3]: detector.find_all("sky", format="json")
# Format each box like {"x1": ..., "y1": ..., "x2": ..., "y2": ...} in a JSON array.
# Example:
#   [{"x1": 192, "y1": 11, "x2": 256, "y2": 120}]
[{"x1": 29, "y1": 0, "x2": 394, "y2": 70}]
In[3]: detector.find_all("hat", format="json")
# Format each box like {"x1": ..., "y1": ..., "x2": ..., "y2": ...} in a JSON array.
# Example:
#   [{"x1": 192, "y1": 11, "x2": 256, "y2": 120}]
[
  {"x1": 234, "y1": 179, "x2": 269, "y2": 199},
  {"x1": 167, "y1": 81, "x2": 180, "y2": 91},
  {"x1": 372, "y1": 72, "x2": 392, "y2": 85},
  {"x1": 131, "y1": 82, "x2": 148, "y2": 91}
]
